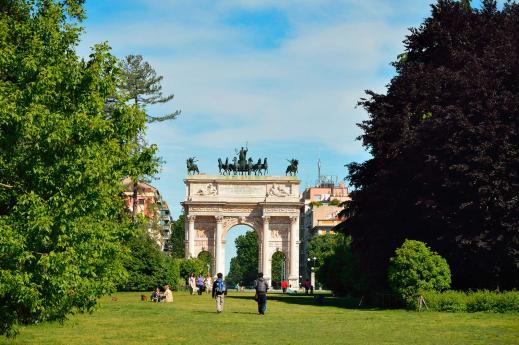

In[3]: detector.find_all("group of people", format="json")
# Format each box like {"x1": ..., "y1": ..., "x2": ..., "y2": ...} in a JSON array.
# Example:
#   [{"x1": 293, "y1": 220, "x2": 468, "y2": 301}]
[
  {"x1": 150, "y1": 285, "x2": 173, "y2": 303},
  {"x1": 188, "y1": 273, "x2": 213, "y2": 295},
  {"x1": 147, "y1": 272, "x2": 270, "y2": 315},
  {"x1": 211, "y1": 272, "x2": 269, "y2": 315}
]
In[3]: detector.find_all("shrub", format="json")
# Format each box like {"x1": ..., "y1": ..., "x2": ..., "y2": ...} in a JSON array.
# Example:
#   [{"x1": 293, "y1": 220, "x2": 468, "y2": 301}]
[
  {"x1": 414, "y1": 291, "x2": 467, "y2": 312},
  {"x1": 118, "y1": 231, "x2": 180, "y2": 291},
  {"x1": 329, "y1": 199, "x2": 342, "y2": 206},
  {"x1": 178, "y1": 258, "x2": 206, "y2": 282},
  {"x1": 417, "y1": 290, "x2": 519, "y2": 313},
  {"x1": 388, "y1": 240, "x2": 451, "y2": 301}
]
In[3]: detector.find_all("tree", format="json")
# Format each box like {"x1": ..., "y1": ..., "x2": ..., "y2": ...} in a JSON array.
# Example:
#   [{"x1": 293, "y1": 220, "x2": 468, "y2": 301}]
[
  {"x1": 119, "y1": 54, "x2": 181, "y2": 123},
  {"x1": 338, "y1": 0, "x2": 519, "y2": 291},
  {"x1": 316, "y1": 235, "x2": 366, "y2": 296},
  {"x1": 197, "y1": 251, "x2": 213, "y2": 275},
  {"x1": 307, "y1": 234, "x2": 341, "y2": 276},
  {"x1": 169, "y1": 215, "x2": 186, "y2": 259},
  {"x1": 178, "y1": 258, "x2": 205, "y2": 283},
  {"x1": 119, "y1": 226, "x2": 180, "y2": 291},
  {"x1": 388, "y1": 240, "x2": 451, "y2": 301},
  {"x1": 118, "y1": 54, "x2": 179, "y2": 219},
  {"x1": 226, "y1": 231, "x2": 258, "y2": 286},
  {"x1": 0, "y1": 1, "x2": 159, "y2": 336}
]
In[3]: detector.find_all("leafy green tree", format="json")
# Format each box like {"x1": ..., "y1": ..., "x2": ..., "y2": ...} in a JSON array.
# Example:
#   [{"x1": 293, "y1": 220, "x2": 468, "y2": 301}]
[
  {"x1": 178, "y1": 258, "x2": 205, "y2": 283},
  {"x1": 316, "y1": 235, "x2": 366, "y2": 296},
  {"x1": 119, "y1": 226, "x2": 180, "y2": 291},
  {"x1": 119, "y1": 54, "x2": 180, "y2": 123},
  {"x1": 338, "y1": 0, "x2": 519, "y2": 291},
  {"x1": 307, "y1": 234, "x2": 341, "y2": 276},
  {"x1": 388, "y1": 240, "x2": 451, "y2": 301},
  {"x1": 169, "y1": 215, "x2": 185, "y2": 259},
  {"x1": 226, "y1": 231, "x2": 258, "y2": 286},
  {"x1": 0, "y1": 1, "x2": 159, "y2": 336},
  {"x1": 271, "y1": 251, "x2": 286, "y2": 289},
  {"x1": 197, "y1": 250, "x2": 213, "y2": 275}
]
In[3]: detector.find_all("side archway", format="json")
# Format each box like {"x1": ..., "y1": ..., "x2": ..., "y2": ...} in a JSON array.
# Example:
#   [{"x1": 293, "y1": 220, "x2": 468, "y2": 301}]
[
  {"x1": 271, "y1": 251, "x2": 287, "y2": 289},
  {"x1": 197, "y1": 250, "x2": 213, "y2": 276}
]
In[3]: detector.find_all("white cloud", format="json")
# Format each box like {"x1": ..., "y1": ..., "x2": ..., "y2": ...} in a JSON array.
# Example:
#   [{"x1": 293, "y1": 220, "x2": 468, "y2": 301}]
[{"x1": 79, "y1": 1, "x2": 431, "y2": 155}]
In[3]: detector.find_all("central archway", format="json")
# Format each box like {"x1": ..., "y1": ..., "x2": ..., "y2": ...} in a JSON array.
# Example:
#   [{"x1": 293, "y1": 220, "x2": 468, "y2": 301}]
[
  {"x1": 182, "y1": 175, "x2": 302, "y2": 286},
  {"x1": 225, "y1": 224, "x2": 259, "y2": 287}
]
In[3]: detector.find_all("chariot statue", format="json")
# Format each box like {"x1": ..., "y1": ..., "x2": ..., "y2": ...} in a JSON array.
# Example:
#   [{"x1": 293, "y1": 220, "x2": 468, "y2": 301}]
[{"x1": 217, "y1": 145, "x2": 268, "y2": 176}]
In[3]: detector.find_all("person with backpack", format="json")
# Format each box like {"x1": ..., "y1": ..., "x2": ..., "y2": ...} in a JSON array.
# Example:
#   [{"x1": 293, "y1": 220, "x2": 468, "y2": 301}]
[
  {"x1": 211, "y1": 272, "x2": 227, "y2": 313},
  {"x1": 254, "y1": 272, "x2": 269, "y2": 315}
]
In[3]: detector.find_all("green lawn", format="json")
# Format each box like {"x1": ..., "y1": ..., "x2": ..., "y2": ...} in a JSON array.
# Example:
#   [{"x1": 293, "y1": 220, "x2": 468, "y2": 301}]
[{"x1": 2, "y1": 291, "x2": 518, "y2": 345}]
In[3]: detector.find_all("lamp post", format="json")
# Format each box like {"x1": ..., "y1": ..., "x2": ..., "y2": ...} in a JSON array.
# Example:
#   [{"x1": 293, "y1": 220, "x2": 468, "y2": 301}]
[
  {"x1": 206, "y1": 263, "x2": 210, "y2": 276},
  {"x1": 308, "y1": 256, "x2": 317, "y2": 291}
]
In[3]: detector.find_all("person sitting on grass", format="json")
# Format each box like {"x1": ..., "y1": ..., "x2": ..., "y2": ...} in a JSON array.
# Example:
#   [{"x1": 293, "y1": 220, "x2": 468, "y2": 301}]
[
  {"x1": 163, "y1": 285, "x2": 173, "y2": 303},
  {"x1": 151, "y1": 287, "x2": 162, "y2": 302}
]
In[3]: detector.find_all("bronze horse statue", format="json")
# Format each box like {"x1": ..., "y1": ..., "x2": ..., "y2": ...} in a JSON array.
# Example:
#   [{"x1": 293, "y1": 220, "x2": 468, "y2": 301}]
[
  {"x1": 187, "y1": 157, "x2": 199, "y2": 175},
  {"x1": 285, "y1": 159, "x2": 298, "y2": 176}
]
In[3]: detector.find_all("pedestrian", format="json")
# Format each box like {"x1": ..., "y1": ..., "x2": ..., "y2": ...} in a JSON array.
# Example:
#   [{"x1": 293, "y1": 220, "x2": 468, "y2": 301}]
[
  {"x1": 281, "y1": 280, "x2": 288, "y2": 293},
  {"x1": 212, "y1": 272, "x2": 227, "y2": 313},
  {"x1": 189, "y1": 273, "x2": 196, "y2": 295},
  {"x1": 204, "y1": 273, "x2": 212, "y2": 295},
  {"x1": 197, "y1": 274, "x2": 204, "y2": 295},
  {"x1": 304, "y1": 278, "x2": 311, "y2": 295},
  {"x1": 254, "y1": 272, "x2": 269, "y2": 315}
]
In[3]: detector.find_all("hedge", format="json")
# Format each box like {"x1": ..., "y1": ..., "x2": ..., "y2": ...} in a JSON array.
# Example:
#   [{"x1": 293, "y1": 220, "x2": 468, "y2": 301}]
[{"x1": 407, "y1": 290, "x2": 519, "y2": 313}]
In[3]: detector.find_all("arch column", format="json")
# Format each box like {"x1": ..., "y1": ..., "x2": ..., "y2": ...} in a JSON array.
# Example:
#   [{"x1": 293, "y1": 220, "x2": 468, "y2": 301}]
[
  {"x1": 215, "y1": 216, "x2": 224, "y2": 276},
  {"x1": 288, "y1": 215, "x2": 299, "y2": 288},
  {"x1": 187, "y1": 215, "x2": 196, "y2": 258},
  {"x1": 262, "y1": 216, "x2": 271, "y2": 282}
]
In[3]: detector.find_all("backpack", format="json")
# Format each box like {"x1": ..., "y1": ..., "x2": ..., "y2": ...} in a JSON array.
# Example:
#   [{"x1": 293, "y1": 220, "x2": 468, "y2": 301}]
[
  {"x1": 216, "y1": 279, "x2": 226, "y2": 293},
  {"x1": 256, "y1": 279, "x2": 267, "y2": 293}
]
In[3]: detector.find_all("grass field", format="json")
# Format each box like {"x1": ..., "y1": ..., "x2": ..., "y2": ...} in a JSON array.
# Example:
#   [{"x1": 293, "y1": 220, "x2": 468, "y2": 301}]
[{"x1": 1, "y1": 291, "x2": 518, "y2": 345}]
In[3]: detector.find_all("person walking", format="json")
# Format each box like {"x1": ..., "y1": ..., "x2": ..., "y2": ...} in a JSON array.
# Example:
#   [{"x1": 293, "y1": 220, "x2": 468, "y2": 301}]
[
  {"x1": 254, "y1": 272, "x2": 269, "y2": 315},
  {"x1": 212, "y1": 272, "x2": 227, "y2": 313},
  {"x1": 303, "y1": 278, "x2": 311, "y2": 295},
  {"x1": 281, "y1": 280, "x2": 288, "y2": 294},
  {"x1": 204, "y1": 274, "x2": 212, "y2": 295},
  {"x1": 197, "y1": 274, "x2": 204, "y2": 295},
  {"x1": 189, "y1": 273, "x2": 196, "y2": 295}
]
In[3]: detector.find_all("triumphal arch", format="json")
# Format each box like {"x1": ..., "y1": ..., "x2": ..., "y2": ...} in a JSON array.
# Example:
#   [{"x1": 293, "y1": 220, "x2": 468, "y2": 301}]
[{"x1": 182, "y1": 174, "x2": 302, "y2": 287}]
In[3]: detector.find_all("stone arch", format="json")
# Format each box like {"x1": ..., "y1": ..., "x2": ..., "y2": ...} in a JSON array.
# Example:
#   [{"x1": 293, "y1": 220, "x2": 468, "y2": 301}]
[{"x1": 182, "y1": 175, "x2": 302, "y2": 287}]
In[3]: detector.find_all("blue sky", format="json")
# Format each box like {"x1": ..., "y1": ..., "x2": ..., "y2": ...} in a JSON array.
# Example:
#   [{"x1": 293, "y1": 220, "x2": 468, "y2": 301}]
[{"x1": 78, "y1": 0, "x2": 491, "y2": 273}]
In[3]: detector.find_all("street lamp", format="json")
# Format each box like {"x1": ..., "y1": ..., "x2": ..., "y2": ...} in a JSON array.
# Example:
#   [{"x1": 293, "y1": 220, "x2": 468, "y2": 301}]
[
  {"x1": 308, "y1": 257, "x2": 317, "y2": 292},
  {"x1": 206, "y1": 263, "x2": 210, "y2": 275}
]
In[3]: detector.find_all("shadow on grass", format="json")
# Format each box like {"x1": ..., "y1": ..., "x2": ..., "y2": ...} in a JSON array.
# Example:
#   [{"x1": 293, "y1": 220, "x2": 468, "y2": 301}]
[
  {"x1": 192, "y1": 309, "x2": 258, "y2": 315},
  {"x1": 226, "y1": 293, "x2": 378, "y2": 310}
]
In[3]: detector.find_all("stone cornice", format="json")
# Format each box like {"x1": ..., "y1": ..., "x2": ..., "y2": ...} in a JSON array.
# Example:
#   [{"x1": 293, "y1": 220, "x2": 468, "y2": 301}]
[{"x1": 184, "y1": 174, "x2": 300, "y2": 184}]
